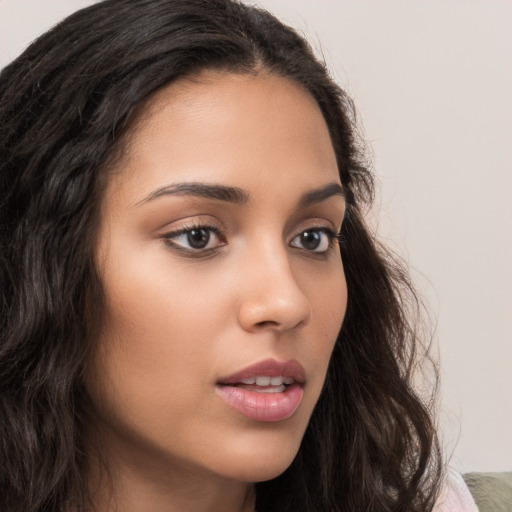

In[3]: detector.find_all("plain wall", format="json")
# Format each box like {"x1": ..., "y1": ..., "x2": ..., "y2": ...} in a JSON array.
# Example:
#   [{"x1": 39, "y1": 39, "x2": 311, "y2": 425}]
[{"x1": 1, "y1": 0, "x2": 511, "y2": 473}]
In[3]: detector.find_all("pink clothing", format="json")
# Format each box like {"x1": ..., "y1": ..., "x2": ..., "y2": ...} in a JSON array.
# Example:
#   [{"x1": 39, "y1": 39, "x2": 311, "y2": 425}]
[{"x1": 434, "y1": 470, "x2": 479, "y2": 511}]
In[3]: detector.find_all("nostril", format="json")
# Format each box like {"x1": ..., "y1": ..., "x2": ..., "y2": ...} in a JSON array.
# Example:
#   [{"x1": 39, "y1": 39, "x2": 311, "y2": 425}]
[{"x1": 254, "y1": 320, "x2": 280, "y2": 329}]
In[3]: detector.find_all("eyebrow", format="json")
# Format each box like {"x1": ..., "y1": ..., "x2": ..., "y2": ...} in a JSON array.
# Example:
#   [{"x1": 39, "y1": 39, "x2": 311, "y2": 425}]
[
  {"x1": 297, "y1": 182, "x2": 345, "y2": 208},
  {"x1": 139, "y1": 181, "x2": 344, "y2": 207},
  {"x1": 139, "y1": 182, "x2": 249, "y2": 205}
]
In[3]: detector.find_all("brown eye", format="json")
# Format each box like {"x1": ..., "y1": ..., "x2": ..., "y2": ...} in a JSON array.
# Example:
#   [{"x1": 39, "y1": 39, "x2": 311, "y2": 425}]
[
  {"x1": 186, "y1": 228, "x2": 211, "y2": 249},
  {"x1": 290, "y1": 229, "x2": 334, "y2": 253},
  {"x1": 162, "y1": 225, "x2": 225, "y2": 252}
]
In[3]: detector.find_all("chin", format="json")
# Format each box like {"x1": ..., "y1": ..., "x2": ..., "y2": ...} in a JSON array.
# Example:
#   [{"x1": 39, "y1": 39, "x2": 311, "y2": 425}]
[
  {"x1": 224, "y1": 457, "x2": 296, "y2": 483},
  {"x1": 244, "y1": 461, "x2": 295, "y2": 483},
  {"x1": 211, "y1": 426, "x2": 304, "y2": 483}
]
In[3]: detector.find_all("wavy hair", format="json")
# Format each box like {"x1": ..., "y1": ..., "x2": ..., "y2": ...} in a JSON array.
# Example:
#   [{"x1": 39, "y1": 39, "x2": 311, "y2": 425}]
[{"x1": 0, "y1": 0, "x2": 442, "y2": 510}]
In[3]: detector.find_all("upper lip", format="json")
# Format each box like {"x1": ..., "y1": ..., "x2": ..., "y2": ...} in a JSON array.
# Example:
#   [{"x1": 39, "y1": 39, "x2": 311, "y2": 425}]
[{"x1": 218, "y1": 358, "x2": 306, "y2": 385}]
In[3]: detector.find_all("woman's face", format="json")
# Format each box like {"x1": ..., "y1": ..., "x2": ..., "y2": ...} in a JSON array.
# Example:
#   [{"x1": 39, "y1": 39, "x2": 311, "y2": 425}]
[{"x1": 88, "y1": 71, "x2": 347, "y2": 484}]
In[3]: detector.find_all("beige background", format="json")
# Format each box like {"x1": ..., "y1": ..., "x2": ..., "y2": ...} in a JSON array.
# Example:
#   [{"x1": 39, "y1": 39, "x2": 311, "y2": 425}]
[{"x1": 1, "y1": 0, "x2": 510, "y2": 473}]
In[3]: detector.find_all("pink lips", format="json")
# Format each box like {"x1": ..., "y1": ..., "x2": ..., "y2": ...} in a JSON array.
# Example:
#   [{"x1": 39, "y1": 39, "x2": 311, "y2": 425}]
[{"x1": 216, "y1": 359, "x2": 305, "y2": 422}]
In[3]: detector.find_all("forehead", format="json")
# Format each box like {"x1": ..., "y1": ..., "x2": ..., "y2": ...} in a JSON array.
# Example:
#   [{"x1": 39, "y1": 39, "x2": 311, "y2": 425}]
[{"x1": 108, "y1": 70, "x2": 340, "y2": 202}]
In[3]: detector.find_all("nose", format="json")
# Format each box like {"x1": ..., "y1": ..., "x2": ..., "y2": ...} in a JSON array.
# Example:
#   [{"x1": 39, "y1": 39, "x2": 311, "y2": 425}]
[{"x1": 236, "y1": 246, "x2": 311, "y2": 333}]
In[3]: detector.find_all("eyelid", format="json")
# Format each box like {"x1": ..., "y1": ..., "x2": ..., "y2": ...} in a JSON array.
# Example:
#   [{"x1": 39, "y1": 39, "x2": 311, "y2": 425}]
[
  {"x1": 159, "y1": 222, "x2": 226, "y2": 254},
  {"x1": 288, "y1": 217, "x2": 341, "y2": 257},
  {"x1": 157, "y1": 217, "x2": 344, "y2": 257},
  {"x1": 288, "y1": 218, "x2": 338, "y2": 240},
  {"x1": 288, "y1": 224, "x2": 342, "y2": 254}
]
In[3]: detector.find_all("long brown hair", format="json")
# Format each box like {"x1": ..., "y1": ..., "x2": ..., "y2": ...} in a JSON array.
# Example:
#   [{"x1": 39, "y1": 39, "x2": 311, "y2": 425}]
[{"x1": 0, "y1": 1, "x2": 442, "y2": 510}]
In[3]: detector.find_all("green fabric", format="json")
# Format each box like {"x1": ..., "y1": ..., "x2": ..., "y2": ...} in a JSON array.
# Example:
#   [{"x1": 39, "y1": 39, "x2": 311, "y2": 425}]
[{"x1": 463, "y1": 472, "x2": 512, "y2": 512}]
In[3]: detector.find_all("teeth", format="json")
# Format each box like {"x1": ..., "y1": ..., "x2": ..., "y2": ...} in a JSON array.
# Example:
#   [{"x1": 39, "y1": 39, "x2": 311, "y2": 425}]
[
  {"x1": 255, "y1": 376, "x2": 271, "y2": 386},
  {"x1": 239, "y1": 375, "x2": 293, "y2": 386},
  {"x1": 256, "y1": 385, "x2": 286, "y2": 393}
]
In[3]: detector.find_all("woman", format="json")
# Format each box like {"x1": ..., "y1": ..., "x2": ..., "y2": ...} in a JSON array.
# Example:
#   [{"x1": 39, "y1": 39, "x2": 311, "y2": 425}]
[{"x1": 0, "y1": 0, "x2": 477, "y2": 511}]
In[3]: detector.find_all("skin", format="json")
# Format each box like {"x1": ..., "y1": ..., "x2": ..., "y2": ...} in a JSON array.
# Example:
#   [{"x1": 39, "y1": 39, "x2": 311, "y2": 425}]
[{"x1": 86, "y1": 71, "x2": 348, "y2": 512}]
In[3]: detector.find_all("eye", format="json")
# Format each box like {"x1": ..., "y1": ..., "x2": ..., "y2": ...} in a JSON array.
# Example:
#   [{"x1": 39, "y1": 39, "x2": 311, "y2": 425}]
[
  {"x1": 161, "y1": 225, "x2": 226, "y2": 252},
  {"x1": 290, "y1": 228, "x2": 337, "y2": 253}
]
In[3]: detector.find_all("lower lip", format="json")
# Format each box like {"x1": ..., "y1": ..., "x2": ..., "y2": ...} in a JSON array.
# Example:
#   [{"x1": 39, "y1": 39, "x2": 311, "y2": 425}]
[{"x1": 216, "y1": 383, "x2": 304, "y2": 422}]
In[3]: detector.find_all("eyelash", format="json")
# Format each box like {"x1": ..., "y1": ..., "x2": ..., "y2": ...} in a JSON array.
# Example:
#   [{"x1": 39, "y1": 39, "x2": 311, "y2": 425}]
[
  {"x1": 289, "y1": 227, "x2": 342, "y2": 254},
  {"x1": 160, "y1": 223, "x2": 343, "y2": 256},
  {"x1": 160, "y1": 224, "x2": 226, "y2": 255}
]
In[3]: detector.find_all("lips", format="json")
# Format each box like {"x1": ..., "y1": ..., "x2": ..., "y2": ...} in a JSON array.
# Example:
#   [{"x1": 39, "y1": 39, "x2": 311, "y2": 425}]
[{"x1": 216, "y1": 359, "x2": 305, "y2": 422}]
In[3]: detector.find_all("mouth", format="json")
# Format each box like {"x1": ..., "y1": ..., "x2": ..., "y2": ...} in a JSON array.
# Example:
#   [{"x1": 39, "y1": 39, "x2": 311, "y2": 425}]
[
  {"x1": 229, "y1": 375, "x2": 296, "y2": 393},
  {"x1": 216, "y1": 359, "x2": 305, "y2": 422}
]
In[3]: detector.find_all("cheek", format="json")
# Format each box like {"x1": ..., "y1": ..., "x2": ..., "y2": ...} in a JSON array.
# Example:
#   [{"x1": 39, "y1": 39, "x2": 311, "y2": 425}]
[
  {"x1": 96, "y1": 245, "x2": 223, "y2": 350},
  {"x1": 85, "y1": 254, "x2": 226, "y2": 424},
  {"x1": 300, "y1": 259, "x2": 347, "y2": 384},
  {"x1": 307, "y1": 257, "x2": 347, "y2": 335}
]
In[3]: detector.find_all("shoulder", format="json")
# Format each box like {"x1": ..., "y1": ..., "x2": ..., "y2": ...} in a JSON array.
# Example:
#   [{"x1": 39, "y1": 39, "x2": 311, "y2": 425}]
[{"x1": 433, "y1": 470, "x2": 479, "y2": 512}]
